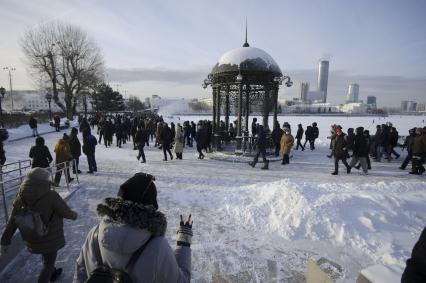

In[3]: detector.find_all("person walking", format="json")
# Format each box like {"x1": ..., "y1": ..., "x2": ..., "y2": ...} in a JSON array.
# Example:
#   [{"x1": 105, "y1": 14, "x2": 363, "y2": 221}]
[
  {"x1": 400, "y1": 128, "x2": 416, "y2": 170},
  {"x1": 304, "y1": 125, "x2": 313, "y2": 150},
  {"x1": 29, "y1": 116, "x2": 38, "y2": 137},
  {"x1": 331, "y1": 126, "x2": 351, "y2": 175},
  {"x1": 271, "y1": 121, "x2": 283, "y2": 157},
  {"x1": 280, "y1": 128, "x2": 294, "y2": 165},
  {"x1": 174, "y1": 124, "x2": 184, "y2": 160},
  {"x1": 54, "y1": 115, "x2": 61, "y2": 132},
  {"x1": 190, "y1": 121, "x2": 197, "y2": 147},
  {"x1": 69, "y1": 127, "x2": 82, "y2": 174},
  {"x1": 1, "y1": 168, "x2": 78, "y2": 283},
  {"x1": 195, "y1": 124, "x2": 206, "y2": 159},
  {"x1": 135, "y1": 125, "x2": 148, "y2": 163},
  {"x1": 53, "y1": 134, "x2": 74, "y2": 186},
  {"x1": 249, "y1": 125, "x2": 269, "y2": 170},
  {"x1": 82, "y1": 129, "x2": 98, "y2": 174},
  {"x1": 295, "y1": 124, "x2": 304, "y2": 151},
  {"x1": 29, "y1": 136, "x2": 53, "y2": 169},
  {"x1": 348, "y1": 127, "x2": 369, "y2": 175},
  {"x1": 115, "y1": 120, "x2": 124, "y2": 148},
  {"x1": 410, "y1": 128, "x2": 426, "y2": 175},
  {"x1": 72, "y1": 173, "x2": 192, "y2": 283},
  {"x1": 160, "y1": 123, "x2": 173, "y2": 161},
  {"x1": 311, "y1": 122, "x2": 319, "y2": 150}
]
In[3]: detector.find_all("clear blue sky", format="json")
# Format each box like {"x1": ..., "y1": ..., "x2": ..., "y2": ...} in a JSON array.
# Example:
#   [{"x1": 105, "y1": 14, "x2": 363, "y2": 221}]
[{"x1": 0, "y1": 0, "x2": 425, "y2": 107}]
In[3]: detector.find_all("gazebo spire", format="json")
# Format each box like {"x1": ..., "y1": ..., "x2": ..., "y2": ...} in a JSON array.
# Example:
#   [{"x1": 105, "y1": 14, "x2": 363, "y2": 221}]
[{"x1": 243, "y1": 17, "x2": 250, "y2": 47}]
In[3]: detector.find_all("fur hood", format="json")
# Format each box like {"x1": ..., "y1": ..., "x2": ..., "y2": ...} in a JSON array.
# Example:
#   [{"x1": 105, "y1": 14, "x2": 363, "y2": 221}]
[{"x1": 97, "y1": 197, "x2": 167, "y2": 237}]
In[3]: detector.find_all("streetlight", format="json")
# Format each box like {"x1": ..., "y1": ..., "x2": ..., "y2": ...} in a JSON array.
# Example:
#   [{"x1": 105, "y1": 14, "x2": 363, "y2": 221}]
[
  {"x1": 45, "y1": 92, "x2": 52, "y2": 121},
  {"x1": 0, "y1": 86, "x2": 5, "y2": 128},
  {"x1": 3, "y1": 67, "x2": 16, "y2": 111}
]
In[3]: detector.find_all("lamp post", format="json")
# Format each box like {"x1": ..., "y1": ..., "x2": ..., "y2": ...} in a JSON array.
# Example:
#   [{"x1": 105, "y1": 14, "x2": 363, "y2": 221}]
[
  {"x1": 0, "y1": 86, "x2": 5, "y2": 128},
  {"x1": 3, "y1": 67, "x2": 16, "y2": 111},
  {"x1": 45, "y1": 92, "x2": 52, "y2": 121}
]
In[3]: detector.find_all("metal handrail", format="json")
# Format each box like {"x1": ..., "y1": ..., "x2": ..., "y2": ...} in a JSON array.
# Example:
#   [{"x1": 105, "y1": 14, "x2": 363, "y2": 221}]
[{"x1": 0, "y1": 159, "x2": 79, "y2": 222}]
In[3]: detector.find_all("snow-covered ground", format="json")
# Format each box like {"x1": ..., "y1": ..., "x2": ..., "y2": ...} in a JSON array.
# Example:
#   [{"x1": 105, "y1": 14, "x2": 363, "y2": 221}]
[{"x1": 1, "y1": 115, "x2": 425, "y2": 282}]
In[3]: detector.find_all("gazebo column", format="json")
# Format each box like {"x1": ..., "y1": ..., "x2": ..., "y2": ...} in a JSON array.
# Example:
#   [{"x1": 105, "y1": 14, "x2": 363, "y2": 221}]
[
  {"x1": 215, "y1": 86, "x2": 222, "y2": 150},
  {"x1": 225, "y1": 85, "x2": 230, "y2": 131},
  {"x1": 273, "y1": 87, "x2": 278, "y2": 129},
  {"x1": 245, "y1": 85, "x2": 250, "y2": 135},
  {"x1": 263, "y1": 86, "x2": 270, "y2": 130},
  {"x1": 212, "y1": 86, "x2": 217, "y2": 133},
  {"x1": 236, "y1": 83, "x2": 243, "y2": 150}
]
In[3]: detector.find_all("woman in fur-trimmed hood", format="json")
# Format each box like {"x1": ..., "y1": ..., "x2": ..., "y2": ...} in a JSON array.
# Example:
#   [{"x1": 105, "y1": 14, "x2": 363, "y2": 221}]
[{"x1": 73, "y1": 172, "x2": 193, "y2": 283}]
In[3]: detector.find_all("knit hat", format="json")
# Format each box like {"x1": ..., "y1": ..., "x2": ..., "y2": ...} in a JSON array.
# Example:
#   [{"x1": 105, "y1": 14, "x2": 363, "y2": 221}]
[
  {"x1": 118, "y1": 173, "x2": 158, "y2": 209},
  {"x1": 26, "y1": 167, "x2": 51, "y2": 183}
]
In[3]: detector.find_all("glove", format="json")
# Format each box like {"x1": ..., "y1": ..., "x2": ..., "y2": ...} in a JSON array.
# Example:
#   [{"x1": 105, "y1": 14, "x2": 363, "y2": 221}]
[
  {"x1": 177, "y1": 214, "x2": 193, "y2": 247},
  {"x1": 1, "y1": 245, "x2": 9, "y2": 256}
]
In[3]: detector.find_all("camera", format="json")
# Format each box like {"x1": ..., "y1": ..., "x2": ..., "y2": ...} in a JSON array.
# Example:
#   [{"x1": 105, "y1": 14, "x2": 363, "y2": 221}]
[{"x1": 285, "y1": 80, "x2": 293, "y2": 87}]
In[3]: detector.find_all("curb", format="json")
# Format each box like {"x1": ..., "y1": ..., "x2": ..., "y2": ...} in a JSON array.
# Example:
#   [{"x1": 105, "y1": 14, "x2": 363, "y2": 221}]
[{"x1": 8, "y1": 130, "x2": 58, "y2": 143}]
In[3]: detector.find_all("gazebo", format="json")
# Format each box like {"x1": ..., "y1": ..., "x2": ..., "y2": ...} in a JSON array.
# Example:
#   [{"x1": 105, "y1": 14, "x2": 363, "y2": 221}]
[{"x1": 203, "y1": 33, "x2": 292, "y2": 151}]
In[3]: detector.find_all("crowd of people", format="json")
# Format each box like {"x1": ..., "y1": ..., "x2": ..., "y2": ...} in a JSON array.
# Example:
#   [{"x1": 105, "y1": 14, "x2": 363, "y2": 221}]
[{"x1": 0, "y1": 113, "x2": 424, "y2": 282}]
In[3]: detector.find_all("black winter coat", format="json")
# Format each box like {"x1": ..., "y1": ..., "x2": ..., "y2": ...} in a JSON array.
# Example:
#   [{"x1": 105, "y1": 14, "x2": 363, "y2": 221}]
[
  {"x1": 402, "y1": 227, "x2": 426, "y2": 283},
  {"x1": 312, "y1": 126, "x2": 319, "y2": 139},
  {"x1": 257, "y1": 130, "x2": 267, "y2": 150},
  {"x1": 333, "y1": 134, "x2": 348, "y2": 159},
  {"x1": 196, "y1": 128, "x2": 206, "y2": 149},
  {"x1": 135, "y1": 129, "x2": 148, "y2": 146},
  {"x1": 161, "y1": 127, "x2": 173, "y2": 145},
  {"x1": 352, "y1": 134, "x2": 369, "y2": 157},
  {"x1": 345, "y1": 133, "x2": 356, "y2": 151},
  {"x1": 69, "y1": 135, "x2": 82, "y2": 158},
  {"x1": 296, "y1": 127, "x2": 304, "y2": 139},
  {"x1": 29, "y1": 145, "x2": 53, "y2": 168},
  {"x1": 271, "y1": 128, "x2": 283, "y2": 144},
  {"x1": 29, "y1": 118, "x2": 37, "y2": 129}
]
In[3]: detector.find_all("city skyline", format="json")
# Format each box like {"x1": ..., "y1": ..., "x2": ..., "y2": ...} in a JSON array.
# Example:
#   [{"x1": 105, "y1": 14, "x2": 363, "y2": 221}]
[{"x1": 0, "y1": 0, "x2": 425, "y2": 107}]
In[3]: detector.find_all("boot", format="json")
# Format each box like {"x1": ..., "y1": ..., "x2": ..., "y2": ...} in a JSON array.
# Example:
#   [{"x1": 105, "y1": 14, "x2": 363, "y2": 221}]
[
  {"x1": 331, "y1": 171, "x2": 338, "y2": 175},
  {"x1": 261, "y1": 161, "x2": 269, "y2": 170},
  {"x1": 50, "y1": 268, "x2": 63, "y2": 282},
  {"x1": 249, "y1": 161, "x2": 256, "y2": 168},
  {"x1": 347, "y1": 166, "x2": 351, "y2": 174}
]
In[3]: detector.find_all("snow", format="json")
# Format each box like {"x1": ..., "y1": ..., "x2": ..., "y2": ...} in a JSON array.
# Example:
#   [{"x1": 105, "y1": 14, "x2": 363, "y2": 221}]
[
  {"x1": 1, "y1": 115, "x2": 426, "y2": 282},
  {"x1": 217, "y1": 46, "x2": 281, "y2": 70},
  {"x1": 360, "y1": 264, "x2": 405, "y2": 283},
  {"x1": 6, "y1": 118, "x2": 77, "y2": 141}
]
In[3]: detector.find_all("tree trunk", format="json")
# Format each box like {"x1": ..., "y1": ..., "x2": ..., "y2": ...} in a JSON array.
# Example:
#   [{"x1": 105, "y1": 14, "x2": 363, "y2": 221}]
[{"x1": 64, "y1": 89, "x2": 74, "y2": 120}]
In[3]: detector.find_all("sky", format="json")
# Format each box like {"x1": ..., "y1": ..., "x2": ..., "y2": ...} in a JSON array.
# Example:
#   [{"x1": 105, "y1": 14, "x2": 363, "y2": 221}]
[{"x1": 0, "y1": 0, "x2": 425, "y2": 107}]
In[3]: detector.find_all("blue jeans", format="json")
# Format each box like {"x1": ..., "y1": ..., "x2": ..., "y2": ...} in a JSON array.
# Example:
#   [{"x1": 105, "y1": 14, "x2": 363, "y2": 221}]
[
  {"x1": 87, "y1": 153, "x2": 97, "y2": 172},
  {"x1": 137, "y1": 145, "x2": 146, "y2": 162}
]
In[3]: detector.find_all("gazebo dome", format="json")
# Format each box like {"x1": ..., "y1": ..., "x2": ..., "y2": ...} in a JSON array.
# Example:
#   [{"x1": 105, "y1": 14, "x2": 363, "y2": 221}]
[{"x1": 211, "y1": 46, "x2": 282, "y2": 75}]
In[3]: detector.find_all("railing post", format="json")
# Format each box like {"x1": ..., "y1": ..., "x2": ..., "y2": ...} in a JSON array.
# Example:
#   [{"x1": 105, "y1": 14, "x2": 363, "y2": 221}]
[
  {"x1": 73, "y1": 159, "x2": 80, "y2": 184},
  {"x1": 18, "y1": 160, "x2": 22, "y2": 178},
  {"x1": 0, "y1": 172, "x2": 8, "y2": 221},
  {"x1": 64, "y1": 162, "x2": 70, "y2": 191}
]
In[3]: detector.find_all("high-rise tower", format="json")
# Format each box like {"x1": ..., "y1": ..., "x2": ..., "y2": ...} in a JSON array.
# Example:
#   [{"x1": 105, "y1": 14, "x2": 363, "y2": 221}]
[
  {"x1": 346, "y1": 83, "x2": 359, "y2": 102},
  {"x1": 317, "y1": 60, "x2": 329, "y2": 103}
]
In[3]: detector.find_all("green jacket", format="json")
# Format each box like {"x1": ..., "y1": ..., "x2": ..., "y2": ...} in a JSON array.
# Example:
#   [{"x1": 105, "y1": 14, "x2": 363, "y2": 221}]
[{"x1": 1, "y1": 177, "x2": 77, "y2": 254}]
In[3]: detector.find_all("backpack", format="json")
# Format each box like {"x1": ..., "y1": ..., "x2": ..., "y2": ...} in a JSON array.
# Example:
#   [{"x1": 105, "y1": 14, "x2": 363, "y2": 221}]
[
  {"x1": 14, "y1": 194, "x2": 52, "y2": 238},
  {"x1": 85, "y1": 226, "x2": 153, "y2": 283}
]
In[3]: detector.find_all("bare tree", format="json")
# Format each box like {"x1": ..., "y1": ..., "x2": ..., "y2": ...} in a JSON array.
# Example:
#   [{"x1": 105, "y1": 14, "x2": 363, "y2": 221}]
[{"x1": 21, "y1": 21, "x2": 104, "y2": 119}]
